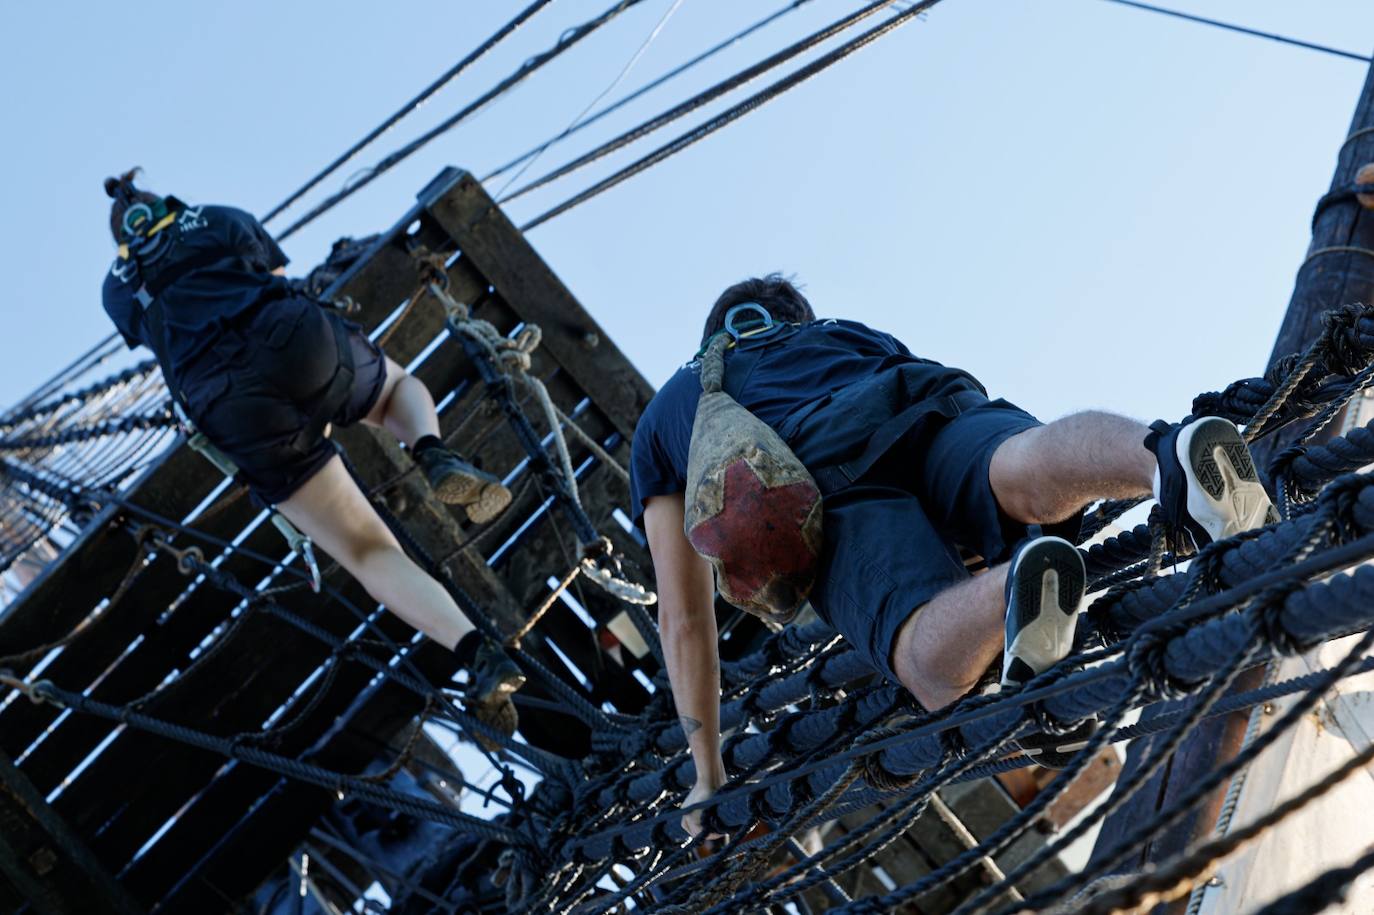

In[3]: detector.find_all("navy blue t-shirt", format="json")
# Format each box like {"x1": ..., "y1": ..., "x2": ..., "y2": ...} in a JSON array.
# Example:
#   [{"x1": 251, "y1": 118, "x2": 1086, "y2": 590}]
[
  {"x1": 102, "y1": 204, "x2": 289, "y2": 385},
  {"x1": 629, "y1": 319, "x2": 984, "y2": 525}
]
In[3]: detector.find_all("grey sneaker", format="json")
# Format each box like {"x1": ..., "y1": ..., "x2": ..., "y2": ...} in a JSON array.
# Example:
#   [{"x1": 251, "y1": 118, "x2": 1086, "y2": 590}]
[
  {"x1": 1144, "y1": 416, "x2": 1279, "y2": 551},
  {"x1": 1001, "y1": 536, "x2": 1085, "y2": 690},
  {"x1": 414, "y1": 446, "x2": 513, "y2": 524}
]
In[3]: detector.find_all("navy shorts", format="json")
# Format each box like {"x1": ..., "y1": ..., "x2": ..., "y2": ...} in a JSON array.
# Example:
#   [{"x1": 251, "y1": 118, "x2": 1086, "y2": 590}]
[
  {"x1": 178, "y1": 295, "x2": 388, "y2": 505},
  {"x1": 810, "y1": 398, "x2": 1076, "y2": 685}
]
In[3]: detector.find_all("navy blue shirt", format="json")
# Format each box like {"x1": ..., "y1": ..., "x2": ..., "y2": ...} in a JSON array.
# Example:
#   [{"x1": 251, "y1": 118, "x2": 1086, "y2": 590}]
[
  {"x1": 629, "y1": 319, "x2": 984, "y2": 525},
  {"x1": 102, "y1": 204, "x2": 289, "y2": 385}
]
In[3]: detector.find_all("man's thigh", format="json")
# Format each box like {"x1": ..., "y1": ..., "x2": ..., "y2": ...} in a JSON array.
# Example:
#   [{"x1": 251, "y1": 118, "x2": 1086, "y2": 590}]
[
  {"x1": 914, "y1": 399, "x2": 1074, "y2": 564},
  {"x1": 810, "y1": 484, "x2": 969, "y2": 685}
]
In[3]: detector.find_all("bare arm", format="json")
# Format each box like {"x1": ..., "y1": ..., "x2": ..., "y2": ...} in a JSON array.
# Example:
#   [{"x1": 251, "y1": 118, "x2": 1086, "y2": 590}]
[{"x1": 644, "y1": 493, "x2": 725, "y2": 834}]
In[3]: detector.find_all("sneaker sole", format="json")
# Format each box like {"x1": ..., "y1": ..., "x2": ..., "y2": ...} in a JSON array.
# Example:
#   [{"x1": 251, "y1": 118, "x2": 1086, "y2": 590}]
[
  {"x1": 1179, "y1": 417, "x2": 1279, "y2": 544},
  {"x1": 1001, "y1": 537, "x2": 1085, "y2": 689},
  {"x1": 465, "y1": 483, "x2": 513, "y2": 524}
]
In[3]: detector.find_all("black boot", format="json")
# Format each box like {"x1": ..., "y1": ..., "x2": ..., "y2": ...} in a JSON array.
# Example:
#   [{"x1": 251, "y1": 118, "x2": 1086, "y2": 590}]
[
  {"x1": 465, "y1": 638, "x2": 526, "y2": 750},
  {"x1": 413, "y1": 445, "x2": 513, "y2": 523}
]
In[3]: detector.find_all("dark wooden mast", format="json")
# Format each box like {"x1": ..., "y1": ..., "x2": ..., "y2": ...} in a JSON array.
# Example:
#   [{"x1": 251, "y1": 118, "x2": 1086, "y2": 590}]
[{"x1": 1090, "y1": 52, "x2": 1374, "y2": 910}]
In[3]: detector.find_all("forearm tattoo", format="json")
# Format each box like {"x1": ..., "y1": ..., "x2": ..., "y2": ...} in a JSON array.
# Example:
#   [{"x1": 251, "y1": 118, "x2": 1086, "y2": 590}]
[{"x1": 679, "y1": 715, "x2": 703, "y2": 737}]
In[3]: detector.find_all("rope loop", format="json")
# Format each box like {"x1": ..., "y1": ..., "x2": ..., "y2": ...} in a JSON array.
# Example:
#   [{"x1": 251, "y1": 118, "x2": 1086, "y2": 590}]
[
  {"x1": 1126, "y1": 626, "x2": 1195, "y2": 700},
  {"x1": 856, "y1": 725, "x2": 924, "y2": 792},
  {"x1": 1024, "y1": 700, "x2": 1083, "y2": 738},
  {"x1": 1251, "y1": 579, "x2": 1311, "y2": 657}
]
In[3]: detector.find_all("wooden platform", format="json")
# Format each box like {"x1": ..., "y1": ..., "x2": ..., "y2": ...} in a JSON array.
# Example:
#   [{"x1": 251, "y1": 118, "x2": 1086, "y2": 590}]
[
  {"x1": 0, "y1": 169, "x2": 666, "y2": 913},
  {"x1": 0, "y1": 170, "x2": 1083, "y2": 914}
]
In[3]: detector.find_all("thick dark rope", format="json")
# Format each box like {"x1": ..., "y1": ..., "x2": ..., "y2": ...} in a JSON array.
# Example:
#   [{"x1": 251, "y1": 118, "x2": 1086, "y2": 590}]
[
  {"x1": 502, "y1": 0, "x2": 907, "y2": 205},
  {"x1": 0, "y1": 359, "x2": 160, "y2": 429},
  {"x1": 1, "y1": 676, "x2": 528, "y2": 846},
  {"x1": 260, "y1": 0, "x2": 555, "y2": 226},
  {"x1": 482, "y1": 0, "x2": 817, "y2": 185},
  {"x1": 522, "y1": 0, "x2": 944, "y2": 230},
  {"x1": 0, "y1": 411, "x2": 177, "y2": 451},
  {"x1": 998, "y1": 621, "x2": 1374, "y2": 915},
  {"x1": 1075, "y1": 742, "x2": 1374, "y2": 915},
  {"x1": 275, "y1": 0, "x2": 652, "y2": 241}
]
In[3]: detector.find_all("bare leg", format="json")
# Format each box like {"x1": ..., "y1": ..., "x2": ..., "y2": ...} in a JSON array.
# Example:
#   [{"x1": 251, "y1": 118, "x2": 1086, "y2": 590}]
[
  {"x1": 891, "y1": 568, "x2": 1008, "y2": 710},
  {"x1": 990, "y1": 410, "x2": 1156, "y2": 525},
  {"x1": 277, "y1": 454, "x2": 474, "y2": 649},
  {"x1": 363, "y1": 356, "x2": 441, "y2": 448},
  {"x1": 894, "y1": 411, "x2": 1153, "y2": 709}
]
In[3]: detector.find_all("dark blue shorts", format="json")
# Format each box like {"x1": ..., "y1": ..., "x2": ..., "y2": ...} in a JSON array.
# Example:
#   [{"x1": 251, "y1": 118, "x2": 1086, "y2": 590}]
[
  {"x1": 810, "y1": 398, "x2": 1075, "y2": 685},
  {"x1": 178, "y1": 295, "x2": 388, "y2": 505}
]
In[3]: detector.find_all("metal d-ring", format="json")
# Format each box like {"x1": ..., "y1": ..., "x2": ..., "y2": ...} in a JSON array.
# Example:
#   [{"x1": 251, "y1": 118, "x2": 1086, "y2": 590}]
[{"x1": 724, "y1": 303, "x2": 781, "y2": 342}]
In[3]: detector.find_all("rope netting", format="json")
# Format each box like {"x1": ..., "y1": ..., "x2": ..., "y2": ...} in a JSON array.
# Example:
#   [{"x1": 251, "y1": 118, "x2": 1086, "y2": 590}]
[
  {"x1": 7, "y1": 4, "x2": 1374, "y2": 910},
  {"x1": 6, "y1": 297, "x2": 1374, "y2": 914}
]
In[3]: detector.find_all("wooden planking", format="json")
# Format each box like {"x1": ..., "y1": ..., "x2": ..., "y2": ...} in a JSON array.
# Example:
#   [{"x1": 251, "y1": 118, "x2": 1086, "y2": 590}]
[
  {"x1": 2, "y1": 167, "x2": 667, "y2": 911},
  {"x1": 425, "y1": 169, "x2": 655, "y2": 443},
  {"x1": 16, "y1": 499, "x2": 329, "y2": 798},
  {"x1": 119, "y1": 424, "x2": 542, "y2": 907},
  {"x1": 0, "y1": 749, "x2": 144, "y2": 915},
  {"x1": 0, "y1": 490, "x2": 269, "y2": 764},
  {"x1": 940, "y1": 780, "x2": 1068, "y2": 894},
  {"x1": 0, "y1": 173, "x2": 458, "y2": 665}
]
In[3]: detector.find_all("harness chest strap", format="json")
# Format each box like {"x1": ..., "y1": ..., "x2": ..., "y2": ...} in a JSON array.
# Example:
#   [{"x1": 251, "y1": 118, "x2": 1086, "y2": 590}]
[
  {"x1": 719, "y1": 332, "x2": 988, "y2": 497},
  {"x1": 809, "y1": 388, "x2": 988, "y2": 496}
]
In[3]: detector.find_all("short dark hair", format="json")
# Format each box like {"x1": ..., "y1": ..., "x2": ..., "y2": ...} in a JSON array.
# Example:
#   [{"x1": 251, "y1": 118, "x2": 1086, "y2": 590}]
[
  {"x1": 701, "y1": 274, "x2": 815, "y2": 345},
  {"x1": 103, "y1": 167, "x2": 160, "y2": 243}
]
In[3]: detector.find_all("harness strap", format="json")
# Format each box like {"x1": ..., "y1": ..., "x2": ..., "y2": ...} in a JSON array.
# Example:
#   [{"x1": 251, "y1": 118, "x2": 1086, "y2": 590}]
[
  {"x1": 810, "y1": 388, "x2": 988, "y2": 496},
  {"x1": 716, "y1": 325, "x2": 988, "y2": 497},
  {"x1": 139, "y1": 247, "x2": 242, "y2": 300}
]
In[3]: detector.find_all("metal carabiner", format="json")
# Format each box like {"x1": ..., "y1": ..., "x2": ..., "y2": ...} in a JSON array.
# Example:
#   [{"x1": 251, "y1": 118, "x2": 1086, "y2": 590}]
[{"x1": 723, "y1": 302, "x2": 783, "y2": 342}]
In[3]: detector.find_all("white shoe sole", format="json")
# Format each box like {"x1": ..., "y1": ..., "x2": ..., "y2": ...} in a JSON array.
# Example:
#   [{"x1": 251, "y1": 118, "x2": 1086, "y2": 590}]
[
  {"x1": 1177, "y1": 417, "x2": 1278, "y2": 544},
  {"x1": 1001, "y1": 537, "x2": 1085, "y2": 688}
]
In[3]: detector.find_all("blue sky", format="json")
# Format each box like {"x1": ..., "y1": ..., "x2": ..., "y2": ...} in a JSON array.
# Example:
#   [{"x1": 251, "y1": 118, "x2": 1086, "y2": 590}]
[{"x1": 3, "y1": 0, "x2": 1373, "y2": 433}]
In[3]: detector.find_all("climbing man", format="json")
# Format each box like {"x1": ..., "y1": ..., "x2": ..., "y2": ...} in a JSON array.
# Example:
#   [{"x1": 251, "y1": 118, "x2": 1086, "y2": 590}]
[
  {"x1": 99, "y1": 169, "x2": 525, "y2": 741},
  {"x1": 629, "y1": 274, "x2": 1277, "y2": 834}
]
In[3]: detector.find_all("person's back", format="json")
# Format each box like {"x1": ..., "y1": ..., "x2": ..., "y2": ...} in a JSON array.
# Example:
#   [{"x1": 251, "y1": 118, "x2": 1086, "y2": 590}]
[
  {"x1": 97, "y1": 168, "x2": 525, "y2": 742},
  {"x1": 102, "y1": 200, "x2": 291, "y2": 391},
  {"x1": 632, "y1": 273, "x2": 1278, "y2": 837},
  {"x1": 632, "y1": 318, "x2": 984, "y2": 502}
]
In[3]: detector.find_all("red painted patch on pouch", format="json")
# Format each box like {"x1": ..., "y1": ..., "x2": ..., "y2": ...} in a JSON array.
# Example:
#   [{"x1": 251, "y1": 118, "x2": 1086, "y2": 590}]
[{"x1": 687, "y1": 459, "x2": 820, "y2": 601}]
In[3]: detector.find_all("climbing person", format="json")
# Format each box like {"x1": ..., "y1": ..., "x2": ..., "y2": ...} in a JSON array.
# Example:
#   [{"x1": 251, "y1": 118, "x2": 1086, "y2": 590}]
[
  {"x1": 630, "y1": 274, "x2": 1277, "y2": 836},
  {"x1": 99, "y1": 169, "x2": 524, "y2": 739}
]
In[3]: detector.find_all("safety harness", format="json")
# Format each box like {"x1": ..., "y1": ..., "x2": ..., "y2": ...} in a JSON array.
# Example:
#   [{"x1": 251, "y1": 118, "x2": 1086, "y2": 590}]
[
  {"x1": 122, "y1": 207, "x2": 357, "y2": 461},
  {"x1": 116, "y1": 198, "x2": 341, "y2": 589},
  {"x1": 684, "y1": 307, "x2": 985, "y2": 625}
]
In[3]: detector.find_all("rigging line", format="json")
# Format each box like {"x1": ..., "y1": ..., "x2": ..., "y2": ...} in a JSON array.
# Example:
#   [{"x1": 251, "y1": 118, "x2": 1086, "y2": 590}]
[
  {"x1": 519, "y1": 0, "x2": 941, "y2": 232},
  {"x1": 493, "y1": 0, "x2": 689, "y2": 200},
  {"x1": 259, "y1": 0, "x2": 556, "y2": 227},
  {"x1": 1097, "y1": 0, "x2": 1372, "y2": 64},
  {"x1": 6, "y1": 332, "x2": 123, "y2": 418},
  {"x1": 568, "y1": 527, "x2": 1374, "y2": 851},
  {"x1": 482, "y1": 0, "x2": 814, "y2": 186},
  {"x1": 502, "y1": 0, "x2": 905, "y2": 207},
  {"x1": 273, "y1": 0, "x2": 653, "y2": 242}
]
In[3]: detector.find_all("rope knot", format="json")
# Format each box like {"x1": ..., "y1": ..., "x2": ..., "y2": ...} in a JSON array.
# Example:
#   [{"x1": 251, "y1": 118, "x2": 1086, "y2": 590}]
[{"x1": 1126, "y1": 626, "x2": 1195, "y2": 700}]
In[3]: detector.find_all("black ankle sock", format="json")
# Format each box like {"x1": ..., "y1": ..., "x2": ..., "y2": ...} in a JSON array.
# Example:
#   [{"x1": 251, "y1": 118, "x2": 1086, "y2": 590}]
[
  {"x1": 454, "y1": 631, "x2": 483, "y2": 666},
  {"x1": 412, "y1": 434, "x2": 444, "y2": 455}
]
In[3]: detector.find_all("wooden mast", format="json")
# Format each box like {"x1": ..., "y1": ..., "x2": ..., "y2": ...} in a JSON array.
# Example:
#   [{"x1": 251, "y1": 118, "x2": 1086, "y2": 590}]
[{"x1": 1089, "y1": 53, "x2": 1374, "y2": 909}]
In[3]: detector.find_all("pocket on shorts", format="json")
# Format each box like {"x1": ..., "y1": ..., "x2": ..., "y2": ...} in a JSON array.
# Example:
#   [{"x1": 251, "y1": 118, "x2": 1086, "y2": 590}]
[{"x1": 246, "y1": 300, "x2": 338, "y2": 403}]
